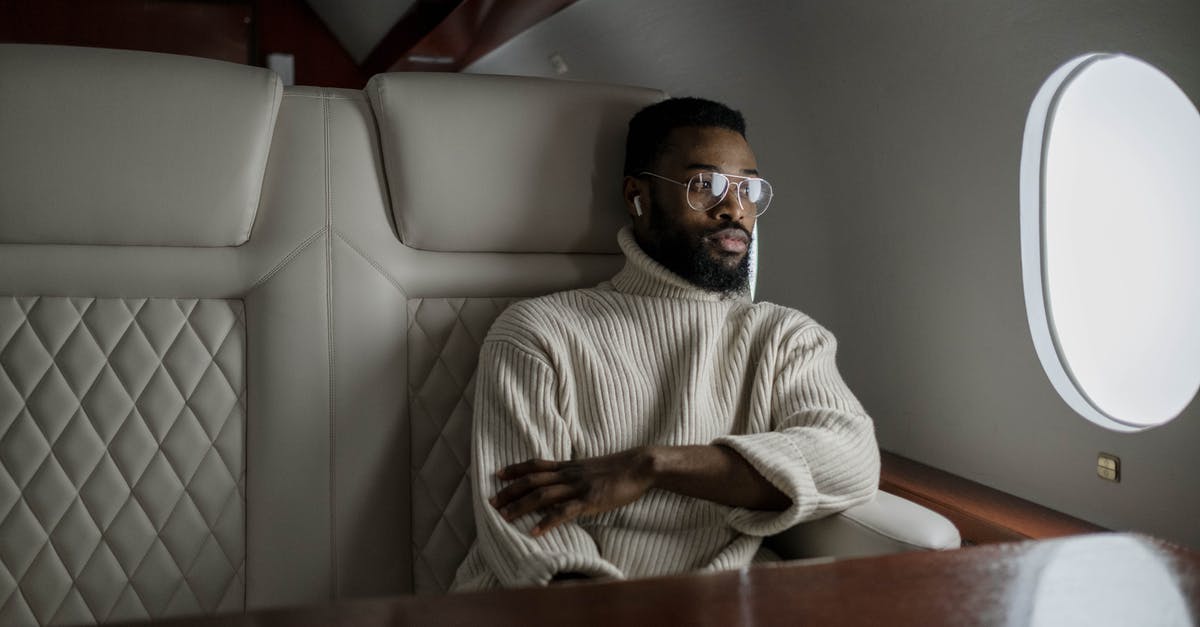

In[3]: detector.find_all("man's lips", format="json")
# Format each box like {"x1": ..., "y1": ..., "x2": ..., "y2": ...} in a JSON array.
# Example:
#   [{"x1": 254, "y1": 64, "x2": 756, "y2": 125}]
[{"x1": 705, "y1": 228, "x2": 750, "y2": 254}]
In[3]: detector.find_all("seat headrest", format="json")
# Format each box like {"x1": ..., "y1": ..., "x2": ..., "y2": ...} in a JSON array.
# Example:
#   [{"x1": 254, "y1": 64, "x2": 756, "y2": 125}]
[
  {"x1": 367, "y1": 73, "x2": 665, "y2": 254},
  {"x1": 0, "y1": 44, "x2": 282, "y2": 247}
]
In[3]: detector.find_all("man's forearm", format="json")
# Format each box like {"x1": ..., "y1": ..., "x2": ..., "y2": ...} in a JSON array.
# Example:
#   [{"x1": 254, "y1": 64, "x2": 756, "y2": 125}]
[
  {"x1": 648, "y1": 445, "x2": 790, "y2": 511},
  {"x1": 491, "y1": 444, "x2": 791, "y2": 539}
]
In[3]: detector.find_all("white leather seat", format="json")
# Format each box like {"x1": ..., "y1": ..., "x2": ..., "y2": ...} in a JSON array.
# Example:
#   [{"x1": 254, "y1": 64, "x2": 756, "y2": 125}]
[
  {"x1": 0, "y1": 44, "x2": 342, "y2": 624},
  {"x1": 355, "y1": 73, "x2": 662, "y2": 593}
]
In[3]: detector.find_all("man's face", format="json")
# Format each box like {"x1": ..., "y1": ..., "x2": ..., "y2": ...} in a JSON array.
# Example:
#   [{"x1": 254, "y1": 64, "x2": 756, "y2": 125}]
[{"x1": 628, "y1": 126, "x2": 759, "y2": 294}]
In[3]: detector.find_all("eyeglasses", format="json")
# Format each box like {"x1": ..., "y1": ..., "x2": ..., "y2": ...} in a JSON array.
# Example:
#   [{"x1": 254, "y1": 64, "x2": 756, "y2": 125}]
[{"x1": 640, "y1": 171, "x2": 773, "y2": 216}]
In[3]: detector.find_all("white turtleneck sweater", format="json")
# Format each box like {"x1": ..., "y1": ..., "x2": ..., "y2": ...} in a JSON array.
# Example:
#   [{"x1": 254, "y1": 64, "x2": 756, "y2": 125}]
[{"x1": 450, "y1": 227, "x2": 880, "y2": 591}]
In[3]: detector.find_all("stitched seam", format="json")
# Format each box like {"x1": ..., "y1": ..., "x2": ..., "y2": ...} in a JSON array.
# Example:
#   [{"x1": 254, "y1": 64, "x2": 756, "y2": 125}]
[
  {"x1": 322, "y1": 89, "x2": 338, "y2": 599},
  {"x1": 282, "y1": 92, "x2": 361, "y2": 101},
  {"x1": 405, "y1": 297, "x2": 414, "y2": 590},
  {"x1": 0, "y1": 238, "x2": 244, "y2": 248},
  {"x1": 200, "y1": 311, "x2": 243, "y2": 485},
  {"x1": 238, "y1": 297, "x2": 248, "y2": 612},
  {"x1": 249, "y1": 227, "x2": 325, "y2": 289},
  {"x1": 192, "y1": 487, "x2": 242, "y2": 593},
  {"x1": 331, "y1": 229, "x2": 409, "y2": 297}
]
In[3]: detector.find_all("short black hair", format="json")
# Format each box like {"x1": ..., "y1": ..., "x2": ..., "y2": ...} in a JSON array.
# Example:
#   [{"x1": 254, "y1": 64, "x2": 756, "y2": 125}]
[{"x1": 623, "y1": 97, "x2": 746, "y2": 176}]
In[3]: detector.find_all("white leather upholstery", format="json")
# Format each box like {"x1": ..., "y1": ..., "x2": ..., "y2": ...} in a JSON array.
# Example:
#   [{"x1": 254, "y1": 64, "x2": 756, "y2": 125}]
[
  {"x1": 347, "y1": 73, "x2": 664, "y2": 593},
  {"x1": 367, "y1": 73, "x2": 666, "y2": 253},
  {"x1": 0, "y1": 45, "x2": 330, "y2": 625},
  {"x1": 766, "y1": 490, "x2": 961, "y2": 559},
  {"x1": 406, "y1": 297, "x2": 518, "y2": 590},
  {"x1": 0, "y1": 297, "x2": 245, "y2": 625},
  {"x1": 0, "y1": 45, "x2": 280, "y2": 247}
]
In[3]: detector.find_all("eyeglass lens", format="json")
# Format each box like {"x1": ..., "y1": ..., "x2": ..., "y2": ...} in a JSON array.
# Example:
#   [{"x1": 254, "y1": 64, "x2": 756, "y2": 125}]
[{"x1": 685, "y1": 173, "x2": 772, "y2": 215}]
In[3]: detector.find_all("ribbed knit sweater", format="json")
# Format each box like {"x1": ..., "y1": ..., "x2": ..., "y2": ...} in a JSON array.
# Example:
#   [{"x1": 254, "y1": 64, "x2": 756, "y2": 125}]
[{"x1": 450, "y1": 226, "x2": 880, "y2": 591}]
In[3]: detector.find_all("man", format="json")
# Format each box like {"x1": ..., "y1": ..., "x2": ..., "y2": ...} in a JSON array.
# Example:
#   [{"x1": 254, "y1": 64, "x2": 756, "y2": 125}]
[{"x1": 451, "y1": 97, "x2": 880, "y2": 590}]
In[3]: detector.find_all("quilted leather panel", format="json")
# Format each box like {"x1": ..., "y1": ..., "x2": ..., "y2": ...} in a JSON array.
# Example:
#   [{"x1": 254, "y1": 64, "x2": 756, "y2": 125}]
[
  {"x1": 0, "y1": 297, "x2": 245, "y2": 625},
  {"x1": 408, "y1": 297, "x2": 517, "y2": 594}
]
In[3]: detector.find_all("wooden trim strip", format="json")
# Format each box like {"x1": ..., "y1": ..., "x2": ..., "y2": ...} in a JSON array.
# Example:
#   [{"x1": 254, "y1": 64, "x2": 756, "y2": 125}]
[
  {"x1": 880, "y1": 450, "x2": 1106, "y2": 544},
  {"x1": 361, "y1": 0, "x2": 463, "y2": 76},
  {"x1": 383, "y1": 0, "x2": 578, "y2": 73}
]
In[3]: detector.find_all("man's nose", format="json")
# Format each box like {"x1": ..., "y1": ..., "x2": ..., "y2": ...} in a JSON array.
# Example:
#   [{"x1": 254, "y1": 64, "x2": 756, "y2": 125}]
[{"x1": 709, "y1": 185, "x2": 746, "y2": 222}]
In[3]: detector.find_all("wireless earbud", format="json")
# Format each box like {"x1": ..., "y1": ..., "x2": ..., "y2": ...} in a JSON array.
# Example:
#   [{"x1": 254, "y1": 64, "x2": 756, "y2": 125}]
[{"x1": 634, "y1": 196, "x2": 643, "y2": 216}]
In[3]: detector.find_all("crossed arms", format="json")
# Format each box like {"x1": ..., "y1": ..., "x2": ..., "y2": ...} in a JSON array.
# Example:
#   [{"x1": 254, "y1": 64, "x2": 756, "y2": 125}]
[
  {"x1": 491, "y1": 445, "x2": 789, "y2": 539},
  {"x1": 469, "y1": 324, "x2": 880, "y2": 587}
]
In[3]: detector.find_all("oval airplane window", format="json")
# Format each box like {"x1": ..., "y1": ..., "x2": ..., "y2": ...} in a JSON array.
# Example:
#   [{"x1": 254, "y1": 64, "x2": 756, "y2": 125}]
[{"x1": 1021, "y1": 53, "x2": 1200, "y2": 432}]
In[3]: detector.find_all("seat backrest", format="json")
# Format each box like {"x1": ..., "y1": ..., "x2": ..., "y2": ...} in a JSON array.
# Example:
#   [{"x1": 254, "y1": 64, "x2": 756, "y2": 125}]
[
  {"x1": 0, "y1": 43, "x2": 666, "y2": 624},
  {"x1": 350, "y1": 73, "x2": 664, "y2": 593},
  {"x1": 0, "y1": 44, "x2": 344, "y2": 624}
]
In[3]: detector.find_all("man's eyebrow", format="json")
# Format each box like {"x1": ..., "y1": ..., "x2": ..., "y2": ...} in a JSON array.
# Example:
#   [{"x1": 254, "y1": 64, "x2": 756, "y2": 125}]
[{"x1": 684, "y1": 163, "x2": 761, "y2": 176}]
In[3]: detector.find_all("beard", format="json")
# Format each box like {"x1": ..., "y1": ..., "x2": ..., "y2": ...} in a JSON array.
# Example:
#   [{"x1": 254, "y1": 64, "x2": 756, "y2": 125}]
[{"x1": 643, "y1": 190, "x2": 752, "y2": 295}]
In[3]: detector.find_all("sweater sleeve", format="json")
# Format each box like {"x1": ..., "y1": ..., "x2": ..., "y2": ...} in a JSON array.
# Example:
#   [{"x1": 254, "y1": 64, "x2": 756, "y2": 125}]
[
  {"x1": 711, "y1": 324, "x2": 880, "y2": 536},
  {"x1": 469, "y1": 339, "x2": 625, "y2": 587}
]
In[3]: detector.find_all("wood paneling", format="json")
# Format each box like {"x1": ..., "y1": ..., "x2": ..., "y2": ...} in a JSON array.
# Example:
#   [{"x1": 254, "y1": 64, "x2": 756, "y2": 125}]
[
  {"x1": 256, "y1": 0, "x2": 367, "y2": 88},
  {"x1": 360, "y1": 0, "x2": 462, "y2": 76},
  {"x1": 384, "y1": 0, "x2": 577, "y2": 72},
  {"x1": 2, "y1": 0, "x2": 581, "y2": 86},
  {"x1": 881, "y1": 450, "x2": 1107, "y2": 544},
  {"x1": 0, "y1": 0, "x2": 252, "y2": 64}
]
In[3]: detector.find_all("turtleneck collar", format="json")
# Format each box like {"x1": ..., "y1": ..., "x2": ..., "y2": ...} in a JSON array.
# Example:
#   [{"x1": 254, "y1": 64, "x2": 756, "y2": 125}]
[{"x1": 608, "y1": 226, "x2": 751, "y2": 303}]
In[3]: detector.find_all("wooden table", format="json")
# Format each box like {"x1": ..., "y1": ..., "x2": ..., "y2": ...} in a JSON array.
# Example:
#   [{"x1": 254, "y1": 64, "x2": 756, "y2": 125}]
[{"x1": 146, "y1": 533, "x2": 1200, "y2": 627}]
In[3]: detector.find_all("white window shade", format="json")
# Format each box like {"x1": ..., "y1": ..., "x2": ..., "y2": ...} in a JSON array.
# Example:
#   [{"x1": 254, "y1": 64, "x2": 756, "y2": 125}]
[{"x1": 1020, "y1": 53, "x2": 1200, "y2": 432}]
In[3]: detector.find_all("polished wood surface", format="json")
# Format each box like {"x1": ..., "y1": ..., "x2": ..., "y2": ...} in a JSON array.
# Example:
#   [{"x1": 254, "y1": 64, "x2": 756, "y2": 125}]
[
  {"x1": 385, "y1": 0, "x2": 578, "y2": 73},
  {"x1": 881, "y1": 450, "x2": 1107, "y2": 544},
  {"x1": 360, "y1": 0, "x2": 461, "y2": 76},
  {"x1": 129, "y1": 533, "x2": 1198, "y2": 627}
]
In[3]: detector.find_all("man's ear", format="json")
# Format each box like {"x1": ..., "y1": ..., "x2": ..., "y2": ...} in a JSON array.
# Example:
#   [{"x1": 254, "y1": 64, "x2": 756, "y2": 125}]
[{"x1": 622, "y1": 176, "x2": 646, "y2": 221}]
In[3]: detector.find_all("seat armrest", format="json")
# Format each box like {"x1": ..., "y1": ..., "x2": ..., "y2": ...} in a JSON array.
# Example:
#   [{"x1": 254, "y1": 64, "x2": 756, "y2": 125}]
[{"x1": 765, "y1": 490, "x2": 961, "y2": 560}]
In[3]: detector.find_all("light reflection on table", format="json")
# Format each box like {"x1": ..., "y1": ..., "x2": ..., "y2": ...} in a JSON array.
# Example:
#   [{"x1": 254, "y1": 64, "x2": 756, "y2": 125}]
[{"x1": 1010, "y1": 535, "x2": 1192, "y2": 627}]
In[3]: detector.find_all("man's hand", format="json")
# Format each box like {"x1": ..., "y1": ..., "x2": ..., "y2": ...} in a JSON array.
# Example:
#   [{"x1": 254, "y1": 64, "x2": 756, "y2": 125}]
[
  {"x1": 492, "y1": 445, "x2": 790, "y2": 538},
  {"x1": 491, "y1": 448, "x2": 656, "y2": 537}
]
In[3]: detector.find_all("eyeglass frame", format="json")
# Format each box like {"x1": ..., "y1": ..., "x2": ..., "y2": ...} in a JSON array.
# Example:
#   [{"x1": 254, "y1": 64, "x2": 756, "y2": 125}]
[{"x1": 638, "y1": 170, "x2": 773, "y2": 216}]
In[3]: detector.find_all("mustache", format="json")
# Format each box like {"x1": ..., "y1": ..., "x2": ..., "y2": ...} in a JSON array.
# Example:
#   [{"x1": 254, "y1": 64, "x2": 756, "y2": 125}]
[{"x1": 703, "y1": 224, "x2": 753, "y2": 240}]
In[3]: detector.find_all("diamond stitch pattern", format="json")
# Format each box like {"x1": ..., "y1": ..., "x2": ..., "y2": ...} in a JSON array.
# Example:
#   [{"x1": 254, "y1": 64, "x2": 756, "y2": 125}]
[
  {"x1": 0, "y1": 297, "x2": 246, "y2": 626},
  {"x1": 408, "y1": 297, "x2": 517, "y2": 594}
]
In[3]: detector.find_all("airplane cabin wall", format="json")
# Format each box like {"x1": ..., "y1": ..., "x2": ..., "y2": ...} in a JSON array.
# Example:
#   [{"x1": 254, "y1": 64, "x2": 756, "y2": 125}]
[{"x1": 466, "y1": 0, "x2": 1200, "y2": 549}]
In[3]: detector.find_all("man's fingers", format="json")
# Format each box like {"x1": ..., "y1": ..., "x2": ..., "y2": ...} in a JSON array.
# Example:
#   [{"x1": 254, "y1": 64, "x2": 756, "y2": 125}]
[
  {"x1": 532, "y1": 502, "x2": 585, "y2": 537},
  {"x1": 497, "y1": 458, "x2": 561, "y2": 480},
  {"x1": 498, "y1": 484, "x2": 578, "y2": 522},
  {"x1": 490, "y1": 471, "x2": 562, "y2": 509}
]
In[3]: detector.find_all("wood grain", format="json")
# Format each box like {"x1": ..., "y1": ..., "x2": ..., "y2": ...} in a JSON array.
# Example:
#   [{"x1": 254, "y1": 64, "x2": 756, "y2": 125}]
[
  {"x1": 880, "y1": 450, "x2": 1106, "y2": 544},
  {"x1": 384, "y1": 0, "x2": 578, "y2": 73}
]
